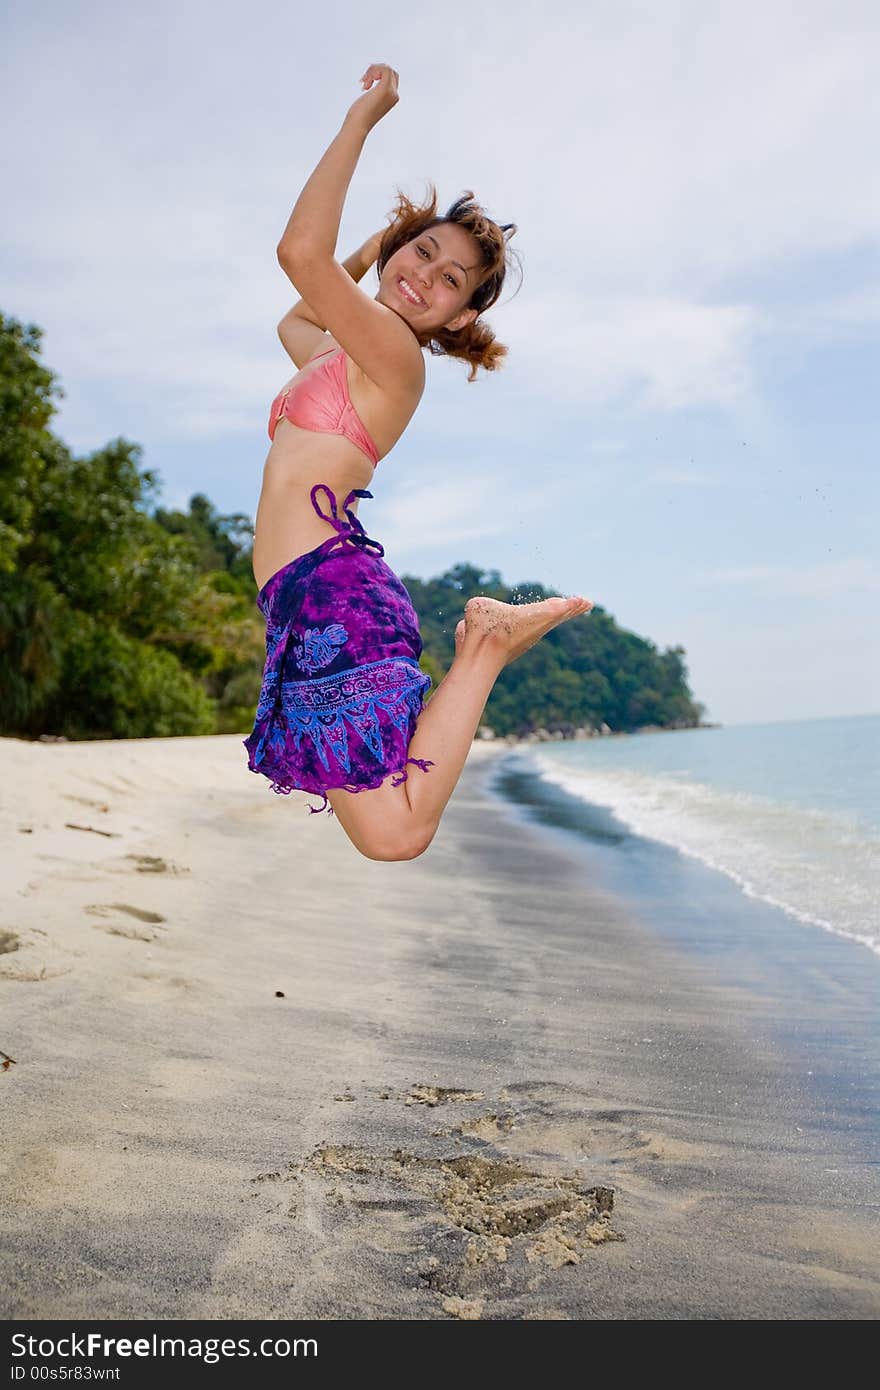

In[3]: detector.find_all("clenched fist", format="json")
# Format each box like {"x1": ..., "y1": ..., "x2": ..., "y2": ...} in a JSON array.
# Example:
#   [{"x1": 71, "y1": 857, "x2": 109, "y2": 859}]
[{"x1": 345, "y1": 64, "x2": 400, "y2": 132}]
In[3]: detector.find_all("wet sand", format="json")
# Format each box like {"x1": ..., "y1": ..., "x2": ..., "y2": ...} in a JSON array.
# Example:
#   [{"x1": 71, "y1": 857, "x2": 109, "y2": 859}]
[{"x1": 1, "y1": 733, "x2": 878, "y2": 1319}]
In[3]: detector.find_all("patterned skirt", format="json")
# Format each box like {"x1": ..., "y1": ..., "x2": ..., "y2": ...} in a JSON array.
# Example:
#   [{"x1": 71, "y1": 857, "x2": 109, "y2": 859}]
[{"x1": 243, "y1": 484, "x2": 434, "y2": 815}]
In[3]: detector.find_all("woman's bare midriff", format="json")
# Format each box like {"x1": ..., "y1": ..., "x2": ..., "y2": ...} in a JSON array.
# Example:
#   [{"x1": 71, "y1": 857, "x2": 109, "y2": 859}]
[{"x1": 252, "y1": 342, "x2": 421, "y2": 594}]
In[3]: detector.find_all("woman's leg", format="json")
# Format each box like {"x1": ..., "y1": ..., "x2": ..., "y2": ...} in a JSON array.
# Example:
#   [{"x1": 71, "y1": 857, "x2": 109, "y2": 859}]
[{"x1": 326, "y1": 593, "x2": 592, "y2": 860}]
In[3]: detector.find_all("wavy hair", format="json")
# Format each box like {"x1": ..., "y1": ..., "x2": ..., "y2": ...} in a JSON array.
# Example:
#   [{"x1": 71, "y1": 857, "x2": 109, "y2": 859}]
[{"x1": 376, "y1": 183, "x2": 521, "y2": 382}]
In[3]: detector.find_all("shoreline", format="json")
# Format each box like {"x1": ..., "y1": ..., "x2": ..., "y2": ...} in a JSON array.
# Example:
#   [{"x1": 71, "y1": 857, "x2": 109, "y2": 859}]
[
  {"x1": 488, "y1": 726, "x2": 880, "y2": 963},
  {"x1": 474, "y1": 724, "x2": 717, "y2": 750},
  {"x1": 483, "y1": 745, "x2": 880, "y2": 1140},
  {"x1": 1, "y1": 734, "x2": 878, "y2": 1319}
]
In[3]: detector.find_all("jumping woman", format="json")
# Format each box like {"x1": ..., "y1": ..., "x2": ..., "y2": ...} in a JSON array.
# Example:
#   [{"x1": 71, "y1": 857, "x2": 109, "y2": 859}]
[{"x1": 244, "y1": 63, "x2": 593, "y2": 861}]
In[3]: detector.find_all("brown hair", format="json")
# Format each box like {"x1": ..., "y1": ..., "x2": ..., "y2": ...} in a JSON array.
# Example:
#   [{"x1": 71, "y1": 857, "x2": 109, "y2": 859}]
[{"x1": 376, "y1": 182, "x2": 521, "y2": 383}]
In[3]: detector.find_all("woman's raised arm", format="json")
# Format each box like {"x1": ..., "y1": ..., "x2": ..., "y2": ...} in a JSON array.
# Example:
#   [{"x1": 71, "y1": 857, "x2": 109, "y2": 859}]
[
  {"x1": 278, "y1": 66, "x2": 398, "y2": 259},
  {"x1": 285, "y1": 232, "x2": 384, "y2": 329}
]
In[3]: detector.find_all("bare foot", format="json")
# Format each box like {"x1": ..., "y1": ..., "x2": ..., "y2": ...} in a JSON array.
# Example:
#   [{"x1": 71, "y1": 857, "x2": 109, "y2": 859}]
[
  {"x1": 462, "y1": 594, "x2": 593, "y2": 666},
  {"x1": 454, "y1": 618, "x2": 466, "y2": 656}
]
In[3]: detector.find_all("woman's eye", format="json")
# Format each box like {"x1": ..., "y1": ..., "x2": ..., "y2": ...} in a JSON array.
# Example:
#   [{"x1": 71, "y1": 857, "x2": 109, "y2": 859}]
[{"x1": 417, "y1": 244, "x2": 457, "y2": 287}]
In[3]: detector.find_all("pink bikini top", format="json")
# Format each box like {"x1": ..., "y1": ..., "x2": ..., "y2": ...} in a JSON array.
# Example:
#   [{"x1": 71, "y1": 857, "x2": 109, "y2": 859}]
[{"x1": 267, "y1": 346, "x2": 380, "y2": 468}]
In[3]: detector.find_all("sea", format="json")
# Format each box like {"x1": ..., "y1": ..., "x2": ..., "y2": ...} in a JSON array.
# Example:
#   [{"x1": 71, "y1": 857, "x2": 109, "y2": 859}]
[{"x1": 490, "y1": 713, "x2": 879, "y2": 959}]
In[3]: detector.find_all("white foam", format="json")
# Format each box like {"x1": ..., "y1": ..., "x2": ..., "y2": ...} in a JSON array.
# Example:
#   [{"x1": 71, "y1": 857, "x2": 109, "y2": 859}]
[{"x1": 522, "y1": 751, "x2": 880, "y2": 958}]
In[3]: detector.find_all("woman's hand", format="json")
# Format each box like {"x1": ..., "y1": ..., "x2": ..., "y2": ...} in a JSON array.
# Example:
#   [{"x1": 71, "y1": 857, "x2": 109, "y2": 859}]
[
  {"x1": 363, "y1": 229, "x2": 386, "y2": 264},
  {"x1": 345, "y1": 64, "x2": 399, "y2": 133}
]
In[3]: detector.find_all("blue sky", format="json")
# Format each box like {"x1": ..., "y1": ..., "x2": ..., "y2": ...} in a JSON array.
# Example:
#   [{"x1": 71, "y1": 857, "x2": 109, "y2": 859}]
[{"x1": 2, "y1": 0, "x2": 878, "y2": 725}]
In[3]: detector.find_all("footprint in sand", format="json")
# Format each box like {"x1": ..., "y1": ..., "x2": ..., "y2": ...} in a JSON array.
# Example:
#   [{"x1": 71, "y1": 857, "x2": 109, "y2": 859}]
[
  {"x1": 433, "y1": 1113, "x2": 516, "y2": 1142},
  {"x1": 85, "y1": 903, "x2": 167, "y2": 942},
  {"x1": 494, "y1": 1084, "x2": 720, "y2": 1171},
  {"x1": 61, "y1": 794, "x2": 110, "y2": 814},
  {"x1": 405, "y1": 1084, "x2": 485, "y2": 1107},
  {"x1": 247, "y1": 1079, "x2": 625, "y2": 1318},
  {"x1": 286, "y1": 1142, "x2": 619, "y2": 1316},
  {"x1": 0, "y1": 932, "x2": 66, "y2": 983},
  {"x1": 124, "y1": 854, "x2": 188, "y2": 875}
]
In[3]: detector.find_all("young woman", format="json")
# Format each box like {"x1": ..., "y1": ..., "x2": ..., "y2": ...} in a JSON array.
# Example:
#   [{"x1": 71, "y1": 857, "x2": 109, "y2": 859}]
[{"x1": 244, "y1": 64, "x2": 593, "y2": 861}]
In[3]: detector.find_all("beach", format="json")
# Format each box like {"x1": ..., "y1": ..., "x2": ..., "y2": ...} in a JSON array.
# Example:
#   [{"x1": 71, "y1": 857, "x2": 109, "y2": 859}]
[{"x1": 1, "y1": 732, "x2": 878, "y2": 1320}]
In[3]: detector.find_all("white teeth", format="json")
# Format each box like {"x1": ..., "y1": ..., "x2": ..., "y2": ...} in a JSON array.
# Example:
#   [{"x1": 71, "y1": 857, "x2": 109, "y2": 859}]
[{"x1": 399, "y1": 277, "x2": 425, "y2": 305}]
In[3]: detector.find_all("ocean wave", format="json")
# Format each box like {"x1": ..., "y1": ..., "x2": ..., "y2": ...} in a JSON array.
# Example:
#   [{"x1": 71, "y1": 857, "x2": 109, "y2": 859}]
[{"x1": 521, "y1": 749, "x2": 880, "y2": 958}]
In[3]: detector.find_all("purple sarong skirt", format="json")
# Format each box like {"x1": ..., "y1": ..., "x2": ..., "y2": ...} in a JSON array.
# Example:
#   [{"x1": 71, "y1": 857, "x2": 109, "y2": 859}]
[{"x1": 243, "y1": 484, "x2": 434, "y2": 815}]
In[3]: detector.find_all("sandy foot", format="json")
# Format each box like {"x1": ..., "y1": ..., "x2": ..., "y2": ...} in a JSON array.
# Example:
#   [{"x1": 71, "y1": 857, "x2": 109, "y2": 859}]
[{"x1": 460, "y1": 595, "x2": 593, "y2": 666}]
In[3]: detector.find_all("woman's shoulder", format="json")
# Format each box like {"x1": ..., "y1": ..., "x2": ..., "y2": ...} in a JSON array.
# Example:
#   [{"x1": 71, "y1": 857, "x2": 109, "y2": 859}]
[
  {"x1": 346, "y1": 334, "x2": 425, "y2": 401},
  {"x1": 344, "y1": 338, "x2": 424, "y2": 461}
]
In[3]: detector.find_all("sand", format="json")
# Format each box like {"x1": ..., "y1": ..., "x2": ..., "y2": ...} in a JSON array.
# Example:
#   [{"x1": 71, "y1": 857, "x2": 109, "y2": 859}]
[{"x1": 1, "y1": 732, "x2": 878, "y2": 1320}]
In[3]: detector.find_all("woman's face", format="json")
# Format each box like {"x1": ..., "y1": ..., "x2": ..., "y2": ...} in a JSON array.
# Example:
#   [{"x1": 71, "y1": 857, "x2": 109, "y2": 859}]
[{"x1": 378, "y1": 222, "x2": 482, "y2": 336}]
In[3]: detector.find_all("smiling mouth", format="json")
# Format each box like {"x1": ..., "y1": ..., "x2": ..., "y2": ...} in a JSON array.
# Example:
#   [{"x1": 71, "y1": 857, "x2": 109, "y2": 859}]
[{"x1": 397, "y1": 276, "x2": 427, "y2": 307}]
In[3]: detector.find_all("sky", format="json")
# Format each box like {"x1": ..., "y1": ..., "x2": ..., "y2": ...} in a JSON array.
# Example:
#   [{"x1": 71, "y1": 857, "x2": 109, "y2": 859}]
[{"x1": 2, "y1": 0, "x2": 878, "y2": 726}]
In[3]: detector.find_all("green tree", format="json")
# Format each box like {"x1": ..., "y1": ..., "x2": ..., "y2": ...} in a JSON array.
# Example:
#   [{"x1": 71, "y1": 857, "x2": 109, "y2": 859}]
[
  {"x1": 0, "y1": 311, "x2": 251, "y2": 738},
  {"x1": 0, "y1": 313, "x2": 61, "y2": 573}
]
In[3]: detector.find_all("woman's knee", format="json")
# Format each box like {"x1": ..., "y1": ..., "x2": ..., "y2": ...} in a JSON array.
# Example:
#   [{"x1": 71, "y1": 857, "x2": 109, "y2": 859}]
[
  {"x1": 327, "y1": 787, "x2": 437, "y2": 861},
  {"x1": 359, "y1": 826, "x2": 435, "y2": 862},
  {"x1": 339, "y1": 814, "x2": 435, "y2": 862}
]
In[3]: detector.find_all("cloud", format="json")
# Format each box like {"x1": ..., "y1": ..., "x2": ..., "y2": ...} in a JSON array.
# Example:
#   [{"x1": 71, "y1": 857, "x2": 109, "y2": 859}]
[
  {"x1": 0, "y1": 2, "x2": 873, "y2": 428},
  {"x1": 2, "y1": 0, "x2": 877, "y2": 449},
  {"x1": 702, "y1": 556, "x2": 880, "y2": 598},
  {"x1": 768, "y1": 284, "x2": 880, "y2": 341},
  {"x1": 376, "y1": 469, "x2": 556, "y2": 555},
  {"x1": 472, "y1": 0, "x2": 880, "y2": 286},
  {"x1": 505, "y1": 293, "x2": 762, "y2": 410}
]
